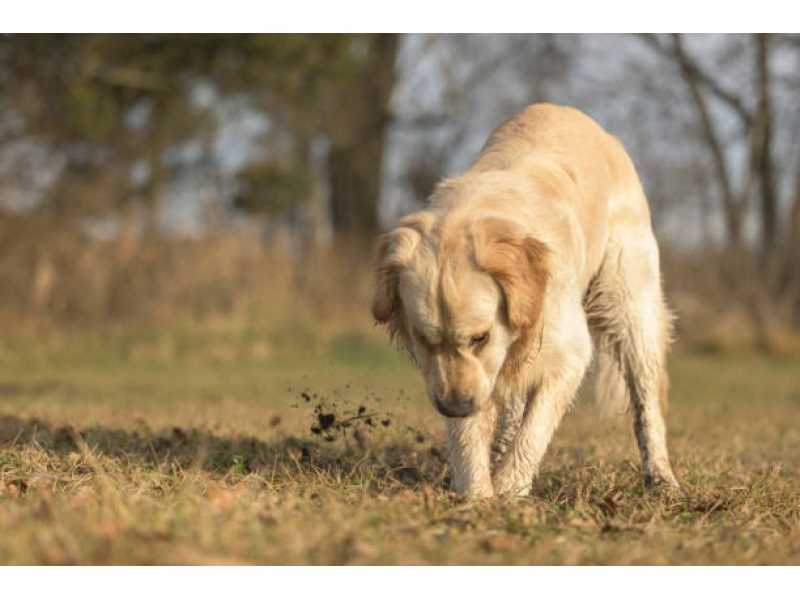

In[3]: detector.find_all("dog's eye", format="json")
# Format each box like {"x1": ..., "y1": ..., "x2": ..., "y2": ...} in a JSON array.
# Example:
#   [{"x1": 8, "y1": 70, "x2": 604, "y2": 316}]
[{"x1": 470, "y1": 332, "x2": 490, "y2": 348}]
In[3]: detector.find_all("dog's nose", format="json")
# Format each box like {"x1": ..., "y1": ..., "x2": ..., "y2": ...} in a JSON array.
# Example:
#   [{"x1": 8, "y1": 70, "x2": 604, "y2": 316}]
[{"x1": 434, "y1": 394, "x2": 476, "y2": 418}]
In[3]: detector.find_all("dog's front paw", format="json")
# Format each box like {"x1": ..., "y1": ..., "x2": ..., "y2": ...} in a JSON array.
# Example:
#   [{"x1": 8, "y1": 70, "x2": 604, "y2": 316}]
[
  {"x1": 450, "y1": 476, "x2": 494, "y2": 500},
  {"x1": 463, "y1": 486, "x2": 495, "y2": 500},
  {"x1": 492, "y1": 468, "x2": 532, "y2": 498}
]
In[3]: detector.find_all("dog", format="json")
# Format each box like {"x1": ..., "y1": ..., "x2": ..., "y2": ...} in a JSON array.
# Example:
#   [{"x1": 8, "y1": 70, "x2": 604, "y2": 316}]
[{"x1": 372, "y1": 103, "x2": 679, "y2": 498}]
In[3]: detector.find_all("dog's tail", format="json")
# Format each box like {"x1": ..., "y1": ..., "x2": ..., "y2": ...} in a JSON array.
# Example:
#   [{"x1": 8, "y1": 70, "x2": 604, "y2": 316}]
[
  {"x1": 593, "y1": 347, "x2": 671, "y2": 418},
  {"x1": 593, "y1": 350, "x2": 629, "y2": 418},
  {"x1": 585, "y1": 248, "x2": 675, "y2": 419}
]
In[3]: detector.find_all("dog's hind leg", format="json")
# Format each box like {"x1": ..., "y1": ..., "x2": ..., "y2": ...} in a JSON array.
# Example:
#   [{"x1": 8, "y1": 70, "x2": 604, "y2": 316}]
[{"x1": 586, "y1": 235, "x2": 679, "y2": 491}]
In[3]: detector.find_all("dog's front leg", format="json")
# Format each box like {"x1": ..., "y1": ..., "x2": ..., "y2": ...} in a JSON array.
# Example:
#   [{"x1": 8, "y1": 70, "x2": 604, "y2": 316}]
[
  {"x1": 492, "y1": 371, "x2": 583, "y2": 496},
  {"x1": 493, "y1": 324, "x2": 592, "y2": 497},
  {"x1": 490, "y1": 395, "x2": 525, "y2": 469},
  {"x1": 445, "y1": 406, "x2": 496, "y2": 499}
]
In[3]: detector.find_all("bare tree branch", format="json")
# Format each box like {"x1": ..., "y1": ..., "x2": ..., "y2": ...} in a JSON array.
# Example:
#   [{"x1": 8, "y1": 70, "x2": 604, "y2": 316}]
[
  {"x1": 665, "y1": 33, "x2": 745, "y2": 248},
  {"x1": 638, "y1": 33, "x2": 753, "y2": 128}
]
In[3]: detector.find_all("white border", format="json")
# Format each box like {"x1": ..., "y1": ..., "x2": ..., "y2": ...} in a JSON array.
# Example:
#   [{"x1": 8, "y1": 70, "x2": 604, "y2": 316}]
[
  {"x1": 2, "y1": 566, "x2": 799, "y2": 599},
  {"x1": 2, "y1": 1, "x2": 799, "y2": 33}
]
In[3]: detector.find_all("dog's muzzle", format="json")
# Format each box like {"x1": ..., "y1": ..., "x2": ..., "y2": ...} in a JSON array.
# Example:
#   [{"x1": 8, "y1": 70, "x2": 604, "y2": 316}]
[{"x1": 434, "y1": 395, "x2": 477, "y2": 418}]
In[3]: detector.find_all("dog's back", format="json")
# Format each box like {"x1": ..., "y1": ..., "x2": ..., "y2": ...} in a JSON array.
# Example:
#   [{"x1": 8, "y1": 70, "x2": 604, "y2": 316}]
[
  {"x1": 476, "y1": 104, "x2": 673, "y2": 423},
  {"x1": 470, "y1": 103, "x2": 650, "y2": 291}
]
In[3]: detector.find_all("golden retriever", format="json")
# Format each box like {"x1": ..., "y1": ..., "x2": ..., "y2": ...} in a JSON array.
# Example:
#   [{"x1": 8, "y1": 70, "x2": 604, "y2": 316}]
[{"x1": 372, "y1": 103, "x2": 678, "y2": 498}]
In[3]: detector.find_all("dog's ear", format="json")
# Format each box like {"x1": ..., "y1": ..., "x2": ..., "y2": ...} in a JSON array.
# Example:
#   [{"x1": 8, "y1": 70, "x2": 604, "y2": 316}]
[
  {"x1": 471, "y1": 218, "x2": 549, "y2": 330},
  {"x1": 371, "y1": 212, "x2": 433, "y2": 335}
]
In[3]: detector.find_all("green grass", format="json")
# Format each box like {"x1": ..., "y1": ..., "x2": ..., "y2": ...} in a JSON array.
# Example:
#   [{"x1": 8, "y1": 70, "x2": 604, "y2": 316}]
[{"x1": 1, "y1": 327, "x2": 799, "y2": 564}]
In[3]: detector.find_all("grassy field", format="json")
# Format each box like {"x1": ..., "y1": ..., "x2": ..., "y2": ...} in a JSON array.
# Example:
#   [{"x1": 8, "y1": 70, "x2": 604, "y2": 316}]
[{"x1": 0, "y1": 325, "x2": 798, "y2": 565}]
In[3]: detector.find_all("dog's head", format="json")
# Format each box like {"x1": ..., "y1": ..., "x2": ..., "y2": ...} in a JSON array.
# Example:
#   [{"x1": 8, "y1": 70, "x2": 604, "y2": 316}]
[{"x1": 372, "y1": 211, "x2": 549, "y2": 418}]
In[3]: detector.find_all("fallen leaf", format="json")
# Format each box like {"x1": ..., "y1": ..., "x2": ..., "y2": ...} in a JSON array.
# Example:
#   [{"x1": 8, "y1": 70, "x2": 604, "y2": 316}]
[
  {"x1": 5, "y1": 479, "x2": 28, "y2": 497},
  {"x1": 482, "y1": 535, "x2": 520, "y2": 552}
]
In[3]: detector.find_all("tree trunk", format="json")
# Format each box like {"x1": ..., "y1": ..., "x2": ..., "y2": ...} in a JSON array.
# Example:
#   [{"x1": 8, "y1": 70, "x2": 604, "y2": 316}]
[
  {"x1": 753, "y1": 33, "x2": 778, "y2": 260},
  {"x1": 327, "y1": 34, "x2": 398, "y2": 238},
  {"x1": 783, "y1": 155, "x2": 800, "y2": 326},
  {"x1": 328, "y1": 143, "x2": 380, "y2": 236},
  {"x1": 670, "y1": 34, "x2": 745, "y2": 251}
]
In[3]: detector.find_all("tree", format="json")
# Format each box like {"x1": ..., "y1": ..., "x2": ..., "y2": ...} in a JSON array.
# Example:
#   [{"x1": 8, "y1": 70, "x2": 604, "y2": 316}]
[
  {"x1": 195, "y1": 34, "x2": 399, "y2": 239},
  {"x1": 639, "y1": 33, "x2": 800, "y2": 329},
  {"x1": 0, "y1": 34, "x2": 401, "y2": 241},
  {"x1": 0, "y1": 34, "x2": 212, "y2": 230}
]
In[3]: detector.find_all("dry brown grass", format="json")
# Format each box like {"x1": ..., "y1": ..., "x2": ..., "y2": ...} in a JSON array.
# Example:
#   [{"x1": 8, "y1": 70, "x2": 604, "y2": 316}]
[
  {"x1": 0, "y1": 219, "x2": 798, "y2": 564},
  {"x1": 0, "y1": 216, "x2": 375, "y2": 339},
  {"x1": 4, "y1": 216, "x2": 800, "y2": 353},
  {"x1": 662, "y1": 247, "x2": 800, "y2": 354},
  {"x1": 1, "y1": 327, "x2": 798, "y2": 565}
]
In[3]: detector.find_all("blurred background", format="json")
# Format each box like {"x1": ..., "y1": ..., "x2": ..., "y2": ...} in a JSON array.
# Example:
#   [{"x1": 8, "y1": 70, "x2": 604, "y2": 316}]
[
  {"x1": 3, "y1": 33, "x2": 800, "y2": 566},
  {"x1": 1, "y1": 33, "x2": 800, "y2": 354}
]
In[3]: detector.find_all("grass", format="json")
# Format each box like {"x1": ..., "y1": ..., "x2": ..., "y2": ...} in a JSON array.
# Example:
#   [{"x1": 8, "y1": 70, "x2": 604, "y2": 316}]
[{"x1": 0, "y1": 326, "x2": 799, "y2": 565}]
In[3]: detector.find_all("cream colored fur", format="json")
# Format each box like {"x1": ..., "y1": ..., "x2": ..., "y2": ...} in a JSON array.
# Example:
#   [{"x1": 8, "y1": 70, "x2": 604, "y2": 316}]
[{"x1": 372, "y1": 103, "x2": 679, "y2": 498}]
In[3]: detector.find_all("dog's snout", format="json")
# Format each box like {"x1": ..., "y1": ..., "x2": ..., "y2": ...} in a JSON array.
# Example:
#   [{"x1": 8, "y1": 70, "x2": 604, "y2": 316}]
[{"x1": 435, "y1": 393, "x2": 476, "y2": 418}]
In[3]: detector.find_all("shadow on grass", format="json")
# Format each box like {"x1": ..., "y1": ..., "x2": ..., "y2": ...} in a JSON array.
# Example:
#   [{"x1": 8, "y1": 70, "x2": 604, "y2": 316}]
[
  {"x1": 0, "y1": 414, "x2": 448, "y2": 490},
  {"x1": 3, "y1": 415, "x2": 786, "y2": 524}
]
